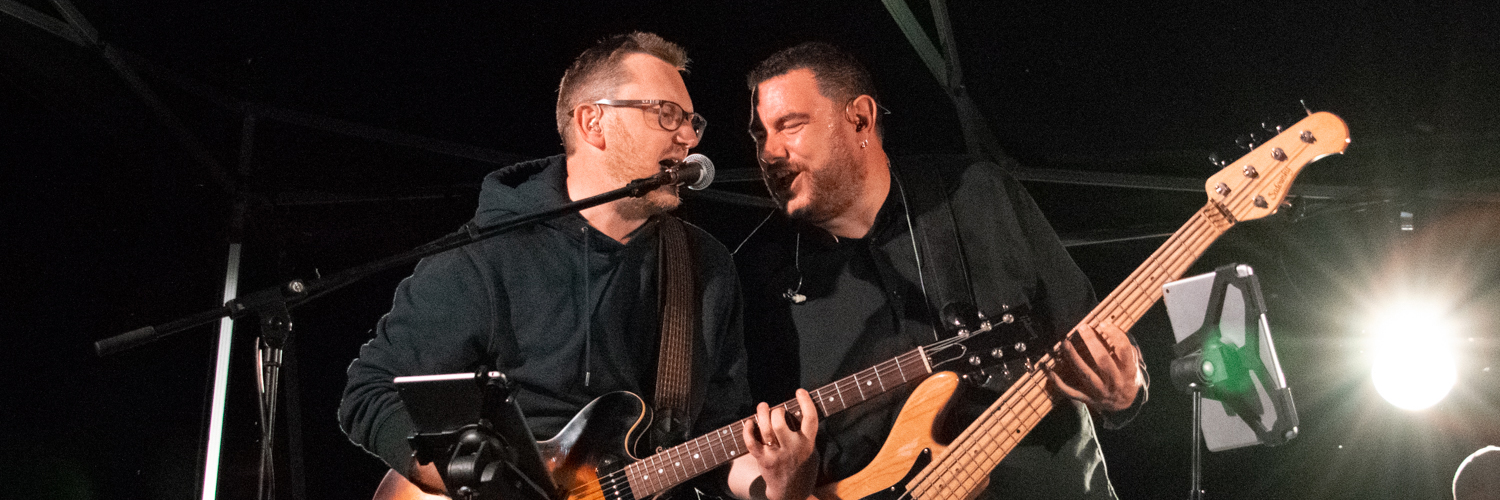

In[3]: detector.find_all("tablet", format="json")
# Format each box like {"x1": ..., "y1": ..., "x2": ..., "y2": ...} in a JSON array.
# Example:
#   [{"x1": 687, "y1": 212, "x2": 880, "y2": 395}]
[{"x1": 1163, "y1": 265, "x2": 1299, "y2": 451}]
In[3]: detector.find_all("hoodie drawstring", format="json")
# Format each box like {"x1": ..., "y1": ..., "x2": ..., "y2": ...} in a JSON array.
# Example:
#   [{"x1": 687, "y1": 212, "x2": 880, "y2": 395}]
[{"x1": 581, "y1": 225, "x2": 592, "y2": 387}]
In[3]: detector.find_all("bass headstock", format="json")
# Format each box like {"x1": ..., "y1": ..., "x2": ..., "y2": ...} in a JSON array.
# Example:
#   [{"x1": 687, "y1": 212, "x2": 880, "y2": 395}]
[
  {"x1": 1204, "y1": 111, "x2": 1350, "y2": 222},
  {"x1": 926, "y1": 303, "x2": 1043, "y2": 381}
]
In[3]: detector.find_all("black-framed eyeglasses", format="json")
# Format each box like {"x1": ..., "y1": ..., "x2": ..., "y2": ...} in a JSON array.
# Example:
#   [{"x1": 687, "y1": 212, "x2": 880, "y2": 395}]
[{"x1": 591, "y1": 99, "x2": 707, "y2": 140}]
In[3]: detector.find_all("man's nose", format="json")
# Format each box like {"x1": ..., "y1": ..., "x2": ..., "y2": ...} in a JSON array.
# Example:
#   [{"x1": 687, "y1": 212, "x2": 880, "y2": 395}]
[
  {"x1": 675, "y1": 124, "x2": 700, "y2": 148},
  {"x1": 759, "y1": 135, "x2": 786, "y2": 164}
]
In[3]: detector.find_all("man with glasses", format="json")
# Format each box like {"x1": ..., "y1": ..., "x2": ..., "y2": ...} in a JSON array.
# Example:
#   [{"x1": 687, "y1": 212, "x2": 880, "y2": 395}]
[
  {"x1": 340, "y1": 32, "x2": 818, "y2": 500},
  {"x1": 735, "y1": 42, "x2": 1145, "y2": 499}
]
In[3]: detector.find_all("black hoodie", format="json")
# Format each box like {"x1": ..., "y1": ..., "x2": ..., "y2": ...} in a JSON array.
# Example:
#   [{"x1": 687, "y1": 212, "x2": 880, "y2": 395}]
[{"x1": 339, "y1": 155, "x2": 750, "y2": 476}]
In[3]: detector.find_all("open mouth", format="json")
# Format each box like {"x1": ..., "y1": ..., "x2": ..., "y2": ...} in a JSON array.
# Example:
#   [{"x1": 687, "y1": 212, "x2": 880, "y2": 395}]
[{"x1": 765, "y1": 167, "x2": 798, "y2": 192}]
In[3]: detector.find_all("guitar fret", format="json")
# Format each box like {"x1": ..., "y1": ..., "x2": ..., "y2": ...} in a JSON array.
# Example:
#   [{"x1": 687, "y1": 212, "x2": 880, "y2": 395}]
[
  {"x1": 662, "y1": 449, "x2": 678, "y2": 486},
  {"x1": 690, "y1": 434, "x2": 705, "y2": 472},
  {"x1": 649, "y1": 463, "x2": 665, "y2": 492},
  {"x1": 812, "y1": 388, "x2": 831, "y2": 416},
  {"x1": 661, "y1": 449, "x2": 683, "y2": 484},
  {"x1": 913, "y1": 367, "x2": 1051, "y2": 500},
  {"x1": 700, "y1": 430, "x2": 721, "y2": 472},
  {"x1": 689, "y1": 435, "x2": 708, "y2": 476},
  {"x1": 716, "y1": 426, "x2": 735, "y2": 462},
  {"x1": 882, "y1": 358, "x2": 901, "y2": 388},
  {"x1": 885, "y1": 358, "x2": 904, "y2": 390},
  {"x1": 907, "y1": 115, "x2": 1349, "y2": 500},
  {"x1": 620, "y1": 345, "x2": 956, "y2": 499}
]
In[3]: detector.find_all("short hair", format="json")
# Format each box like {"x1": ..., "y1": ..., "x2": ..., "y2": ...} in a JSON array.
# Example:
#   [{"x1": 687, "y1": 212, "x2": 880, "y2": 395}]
[
  {"x1": 556, "y1": 32, "x2": 689, "y2": 154},
  {"x1": 747, "y1": 41, "x2": 882, "y2": 137}
]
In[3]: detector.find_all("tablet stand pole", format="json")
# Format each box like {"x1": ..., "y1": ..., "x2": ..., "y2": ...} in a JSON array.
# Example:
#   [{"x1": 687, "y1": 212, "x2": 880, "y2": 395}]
[
  {"x1": 1190, "y1": 390, "x2": 1204, "y2": 500},
  {"x1": 404, "y1": 371, "x2": 555, "y2": 500},
  {"x1": 1173, "y1": 352, "x2": 1208, "y2": 500}
]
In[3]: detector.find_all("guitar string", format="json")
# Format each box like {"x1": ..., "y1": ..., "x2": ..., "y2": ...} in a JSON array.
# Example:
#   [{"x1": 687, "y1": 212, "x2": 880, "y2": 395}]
[
  {"x1": 911, "y1": 174, "x2": 1235, "y2": 497},
  {"x1": 577, "y1": 346, "x2": 945, "y2": 498},
  {"x1": 1104, "y1": 135, "x2": 1318, "y2": 324},
  {"x1": 918, "y1": 345, "x2": 1072, "y2": 500},
  {"x1": 914, "y1": 143, "x2": 1321, "y2": 500},
  {"x1": 597, "y1": 136, "x2": 1326, "y2": 500},
  {"x1": 557, "y1": 130, "x2": 1331, "y2": 500},
  {"x1": 905, "y1": 132, "x2": 1327, "y2": 500},
  {"x1": 906, "y1": 215, "x2": 1204, "y2": 497},
  {"x1": 588, "y1": 320, "x2": 993, "y2": 497},
  {"x1": 628, "y1": 127, "x2": 1324, "y2": 500},
  {"x1": 1101, "y1": 130, "x2": 1322, "y2": 324},
  {"x1": 852, "y1": 129, "x2": 1334, "y2": 500},
  {"x1": 910, "y1": 349, "x2": 1051, "y2": 492},
  {"x1": 910, "y1": 354, "x2": 1053, "y2": 499}
]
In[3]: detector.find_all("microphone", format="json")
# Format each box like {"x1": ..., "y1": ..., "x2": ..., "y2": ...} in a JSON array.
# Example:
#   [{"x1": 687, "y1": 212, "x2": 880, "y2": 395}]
[{"x1": 668, "y1": 154, "x2": 715, "y2": 190}]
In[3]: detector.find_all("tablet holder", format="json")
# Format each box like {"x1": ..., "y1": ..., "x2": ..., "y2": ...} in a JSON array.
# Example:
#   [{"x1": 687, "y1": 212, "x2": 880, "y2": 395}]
[
  {"x1": 395, "y1": 369, "x2": 556, "y2": 500},
  {"x1": 1163, "y1": 264, "x2": 1299, "y2": 499}
]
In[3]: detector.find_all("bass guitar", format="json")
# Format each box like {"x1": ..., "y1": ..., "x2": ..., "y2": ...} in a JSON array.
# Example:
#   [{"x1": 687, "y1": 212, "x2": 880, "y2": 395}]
[
  {"x1": 818, "y1": 111, "x2": 1350, "y2": 500},
  {"x1": 375, "y1": 306, "x2": 1040, "y2": 500}
]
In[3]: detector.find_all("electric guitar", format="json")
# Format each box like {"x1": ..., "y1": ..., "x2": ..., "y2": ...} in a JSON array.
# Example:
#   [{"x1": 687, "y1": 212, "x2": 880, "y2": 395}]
[
  {"x1": 373, "y1": 306, "x2": 1040, "y2": 500},
  {"x1": 817, "y1": 111, "x2": 1351, "y2": 500}
]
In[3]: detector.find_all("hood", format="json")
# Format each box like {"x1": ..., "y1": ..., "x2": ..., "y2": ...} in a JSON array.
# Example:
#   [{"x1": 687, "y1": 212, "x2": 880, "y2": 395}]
[{"x1": 474, "y1": 154, "x2": 573, "y2": 228}]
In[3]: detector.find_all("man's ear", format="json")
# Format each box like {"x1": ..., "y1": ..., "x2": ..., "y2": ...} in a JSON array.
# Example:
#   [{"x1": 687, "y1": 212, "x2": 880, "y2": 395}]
[
  {"x1": 574, "y1": 103, "x2": 608, "y2": 150},
  {"x1": 847, "y1": 95, "x2": 878, "y2": 133}
]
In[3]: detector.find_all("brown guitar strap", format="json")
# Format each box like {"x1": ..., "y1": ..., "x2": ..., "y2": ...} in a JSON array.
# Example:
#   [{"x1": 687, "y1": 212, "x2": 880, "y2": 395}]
[{"x1": 653, "y1": 216, "x2": 698, "y2": 447}]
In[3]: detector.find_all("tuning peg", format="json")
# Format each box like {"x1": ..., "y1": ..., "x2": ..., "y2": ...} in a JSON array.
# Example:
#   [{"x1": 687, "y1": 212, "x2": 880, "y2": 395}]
[
  {"x1": 1207, "y1": 153, "x2": 1228, "y2": 169},
  {"x1": 1235, "y1": 134, "x2": 1259, "y2": 151},
  {"x1": 940, "y1": 302, "x2": 982, "y2": 332},
  {"x1": 1261, "y1": 119, "x2": 1286, "y2": 135}
]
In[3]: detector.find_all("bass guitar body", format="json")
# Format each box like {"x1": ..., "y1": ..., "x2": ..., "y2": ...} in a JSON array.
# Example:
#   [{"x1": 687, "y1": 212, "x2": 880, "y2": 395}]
[
  {"x1": 831, "y1": 111, "x2": 1351, "y2": 500},
  {"x1": 374, "y1": 391, "x2": 651, "y2": 500},
  {"x1": 814, "y1": 372, "x2": 964, "y2": 500}
]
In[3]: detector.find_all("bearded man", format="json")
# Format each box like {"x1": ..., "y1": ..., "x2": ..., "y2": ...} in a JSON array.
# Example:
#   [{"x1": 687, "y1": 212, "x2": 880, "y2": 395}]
[{"x1": 735, "y1": 42, "x2": 1146, "y2": 500}]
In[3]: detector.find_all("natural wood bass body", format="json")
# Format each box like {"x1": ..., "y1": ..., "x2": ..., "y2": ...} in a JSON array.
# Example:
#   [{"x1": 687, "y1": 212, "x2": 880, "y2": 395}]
[
  {"x1": 813, "y1": 372, "x2": 962, "y2": 500},
  {"x1": 820, "y1": 112, "x2": 1351, "y2": 500}
]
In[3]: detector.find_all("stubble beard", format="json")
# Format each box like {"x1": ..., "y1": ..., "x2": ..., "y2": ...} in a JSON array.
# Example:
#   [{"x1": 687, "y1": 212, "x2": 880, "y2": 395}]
[
  {"x1": 784, "y1": 137, "x2": 863, "y2": 225},
  {"x1": 603, "y1": 125, "x2": 681, "y2": 220}
]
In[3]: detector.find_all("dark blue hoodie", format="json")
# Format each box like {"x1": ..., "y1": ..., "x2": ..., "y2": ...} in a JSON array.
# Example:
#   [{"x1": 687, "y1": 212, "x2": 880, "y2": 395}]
[{"x1": 339, "y1": 155, "x2": 750, "y2": 476}]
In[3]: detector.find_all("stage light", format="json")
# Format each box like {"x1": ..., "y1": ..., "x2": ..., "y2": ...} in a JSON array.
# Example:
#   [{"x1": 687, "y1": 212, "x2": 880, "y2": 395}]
[{"x1": 1366, "y1": 303, "x2": 1457, "y2": 410}]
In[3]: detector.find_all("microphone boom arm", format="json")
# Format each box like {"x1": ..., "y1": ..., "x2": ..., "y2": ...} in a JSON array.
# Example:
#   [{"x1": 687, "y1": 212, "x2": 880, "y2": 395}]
[{"x1": 94, "y1": 165, "x2": 689, "y2": 357}]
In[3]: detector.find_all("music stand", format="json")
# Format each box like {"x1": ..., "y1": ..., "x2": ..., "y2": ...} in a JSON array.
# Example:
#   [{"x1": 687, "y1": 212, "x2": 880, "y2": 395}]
[
  {"x1": 394, "y1": 370, "x2": 556, "y2": 500},
  {"x1": 1163, "y1": 264, "x2": 1299, "y2": 499}
]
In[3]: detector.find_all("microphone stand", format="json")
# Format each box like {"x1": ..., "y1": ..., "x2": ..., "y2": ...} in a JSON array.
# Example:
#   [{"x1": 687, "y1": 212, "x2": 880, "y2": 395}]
[{"x1": 95, "y1": 164, "x2": 697, "y2": 499}]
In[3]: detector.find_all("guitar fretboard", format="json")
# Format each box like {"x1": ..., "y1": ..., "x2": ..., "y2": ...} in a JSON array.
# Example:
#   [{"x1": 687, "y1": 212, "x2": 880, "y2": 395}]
[
  {"x1": 625, "y1": 347, "x2": 934, "y2": 497},
  {"x1": 908, "y1": 202, "x2": 1235, "y2": 500}
]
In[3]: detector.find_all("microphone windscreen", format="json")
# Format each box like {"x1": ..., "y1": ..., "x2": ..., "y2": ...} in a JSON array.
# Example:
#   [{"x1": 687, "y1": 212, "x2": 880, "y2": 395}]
[{"x1": 684, "y1": 153, "x2": 714, "y2": 190}]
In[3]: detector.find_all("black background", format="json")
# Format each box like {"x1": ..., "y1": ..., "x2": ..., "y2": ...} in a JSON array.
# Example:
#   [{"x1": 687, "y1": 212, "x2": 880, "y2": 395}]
[{"x1": 3, "y1": 1, "x2": 1498, "y2": 499}]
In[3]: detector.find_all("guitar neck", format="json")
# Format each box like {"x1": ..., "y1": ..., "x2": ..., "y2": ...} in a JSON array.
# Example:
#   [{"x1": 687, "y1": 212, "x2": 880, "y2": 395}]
[
  {"x1": 626, "y1": 348, "x2": 934, "y2": 497},
  {"x1": 906, "y1": 202, "x2": 1233, "y2": 500},
  {"x1": 1086, "y1": 201, "x2": 1237, "y2": 331}
]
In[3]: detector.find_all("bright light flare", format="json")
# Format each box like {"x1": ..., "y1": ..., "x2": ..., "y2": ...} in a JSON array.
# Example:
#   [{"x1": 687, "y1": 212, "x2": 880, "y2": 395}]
[{"x1": 1366, "y1": 303, "x2": 1458, "y2": 410}]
